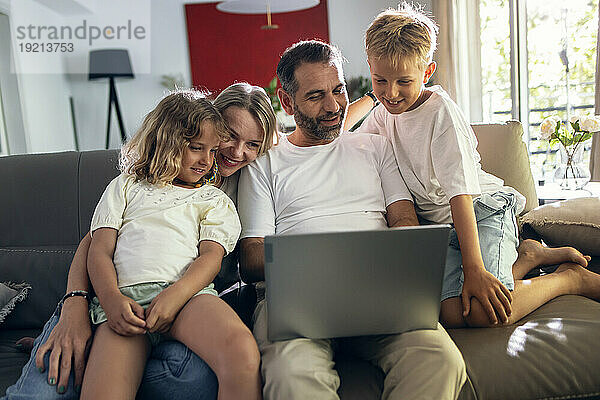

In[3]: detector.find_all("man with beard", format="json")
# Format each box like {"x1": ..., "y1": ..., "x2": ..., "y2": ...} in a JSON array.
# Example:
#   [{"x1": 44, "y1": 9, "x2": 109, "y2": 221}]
[{"x1": 237, "y1": 40, "x2": 466, "y2": 400}]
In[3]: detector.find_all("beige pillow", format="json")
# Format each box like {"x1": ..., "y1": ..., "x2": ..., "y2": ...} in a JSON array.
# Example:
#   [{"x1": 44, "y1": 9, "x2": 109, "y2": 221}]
[
  {"x1": 521, "y1": 197, "x2": 600, "y2": 256},
  {"x1": 472, "y1": 121, "x2": 538, "y2": 214}
]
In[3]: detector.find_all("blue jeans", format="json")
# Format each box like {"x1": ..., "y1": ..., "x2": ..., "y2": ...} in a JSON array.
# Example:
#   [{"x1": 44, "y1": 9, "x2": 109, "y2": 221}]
[
  {"x1": 2, "y1": 304, "x2": 218, "y2": 400},
  {"x1": 441, "y1": 191, "x2": 519, "y2": 301}
]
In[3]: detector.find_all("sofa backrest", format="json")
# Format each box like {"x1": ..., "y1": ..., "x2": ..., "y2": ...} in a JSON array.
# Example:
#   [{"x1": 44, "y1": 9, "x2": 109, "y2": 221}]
[
  {"x1": 0, "y1": 150, "x2": 120, "y2": 330},
  {"x1": 472, "y1": 120, "x2": 538, "y2": 214}
]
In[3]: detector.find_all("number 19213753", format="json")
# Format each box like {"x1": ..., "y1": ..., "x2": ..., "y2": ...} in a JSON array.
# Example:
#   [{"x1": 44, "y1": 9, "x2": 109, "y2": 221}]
[{"x1": 19, "y1": 42, "x2": 74, "y2": 52}]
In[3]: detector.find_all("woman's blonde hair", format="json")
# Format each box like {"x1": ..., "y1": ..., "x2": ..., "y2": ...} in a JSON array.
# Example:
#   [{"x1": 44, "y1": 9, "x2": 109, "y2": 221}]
[
  {"x1": 365, "y1": 2, "x2": 438, "y2": 69},
  {"x1": 214, "y1": 82, "x2": 276, "y2": 156},
  {"x1": 120, "y1": 89, "x2": 230, "y2": 186}
]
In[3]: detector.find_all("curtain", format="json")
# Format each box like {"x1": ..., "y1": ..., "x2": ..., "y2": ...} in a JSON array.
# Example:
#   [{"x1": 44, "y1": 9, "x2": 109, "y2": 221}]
[
  {"x1": 590, "y1": 4, "x2": 600, "y2": 181},
  {"x1": 431, "y1": 0, "x2": 483, "y2": 122}
]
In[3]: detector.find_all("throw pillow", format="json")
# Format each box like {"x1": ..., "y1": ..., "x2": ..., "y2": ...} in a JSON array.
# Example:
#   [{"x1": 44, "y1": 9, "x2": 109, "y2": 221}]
[
  {"x1": 0, "y1": 282, "x2": 31, "y2": 324},
  {"x1": 521, "y1": 197, "x2": 600, "y2": 256}
]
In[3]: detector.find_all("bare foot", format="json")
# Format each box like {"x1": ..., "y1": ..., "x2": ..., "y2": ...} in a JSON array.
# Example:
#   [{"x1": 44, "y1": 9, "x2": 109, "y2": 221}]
[
  {"x1": 518, "y1": 239, "x2": 590, "y2": 268},
  {"x1": 555, "y1": 263, "x2": 600, "y2": 301}
]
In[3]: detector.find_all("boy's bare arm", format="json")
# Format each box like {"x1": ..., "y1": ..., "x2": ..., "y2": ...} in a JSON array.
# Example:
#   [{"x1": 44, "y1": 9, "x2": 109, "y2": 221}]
[
  {"x1": 385, "y1": 200, "x2": 419, "y2": 227},
  {"x1": 145, "y1": 240, "x2": 224, "y2": 333},
  {"x1": 344, "y1": 94, "x2": 376, "y2": 131},
  {"x1": 449, "y1": 195, "x2": 512, "y2": 324},
  {"x1": 240, "y1": 237, "x2": 265, "y2": 283}
]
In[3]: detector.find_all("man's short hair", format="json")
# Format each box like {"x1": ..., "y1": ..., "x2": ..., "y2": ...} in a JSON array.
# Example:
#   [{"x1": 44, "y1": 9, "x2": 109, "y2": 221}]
[
  {"x1": 365, "y1": 2, "x2": 438, "y2": 69},
  {"x1": 277, "y1": 40, "x2": 345, "y2": 97}
]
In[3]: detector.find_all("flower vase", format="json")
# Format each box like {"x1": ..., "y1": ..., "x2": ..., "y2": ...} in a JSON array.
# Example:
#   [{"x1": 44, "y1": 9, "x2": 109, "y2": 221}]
[{"x1": 553, "y1": 143, "x2": 591, "y2": 190}]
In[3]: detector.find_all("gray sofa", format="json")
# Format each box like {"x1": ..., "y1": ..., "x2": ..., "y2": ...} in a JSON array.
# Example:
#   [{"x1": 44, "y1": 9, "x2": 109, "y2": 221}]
[{"x1": 2, "y1": 122, "x2": 600, "y2": 399}]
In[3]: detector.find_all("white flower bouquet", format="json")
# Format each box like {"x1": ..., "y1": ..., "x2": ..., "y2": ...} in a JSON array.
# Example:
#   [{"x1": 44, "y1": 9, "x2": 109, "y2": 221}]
[
  {"x1": 539, "y1": 114, "x2": 600, "y2": 189},
  {"x1": 540, "y1": 115, "x2": 600, "y2": 144}
]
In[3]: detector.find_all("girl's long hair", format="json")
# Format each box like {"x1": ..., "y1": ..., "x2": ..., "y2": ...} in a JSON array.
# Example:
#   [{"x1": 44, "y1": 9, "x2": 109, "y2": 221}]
[{"x1": 120, "y1": 90, "x2": 229, "y2": 186}]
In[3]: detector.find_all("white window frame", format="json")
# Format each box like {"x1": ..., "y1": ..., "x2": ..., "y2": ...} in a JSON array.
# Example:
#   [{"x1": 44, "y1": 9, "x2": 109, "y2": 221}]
[{"x1": 508, "y1": 0, "x2": 530, "y2": 145}]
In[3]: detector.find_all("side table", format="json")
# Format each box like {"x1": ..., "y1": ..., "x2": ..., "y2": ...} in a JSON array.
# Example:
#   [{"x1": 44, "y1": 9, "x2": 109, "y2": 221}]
[{"x1": 535, "y1": 181, "x2": 600, "y2": 205}]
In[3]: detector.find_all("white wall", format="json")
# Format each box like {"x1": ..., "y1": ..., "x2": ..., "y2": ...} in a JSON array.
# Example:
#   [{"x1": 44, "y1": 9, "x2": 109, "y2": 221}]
[
  {"x1": 329, "y1": 0, "x2": 431, "y2": 80},
  {"x1": 2, "y1": 0, "x2": 75, "y2": 153},
  {"x1": 3, "y1": 0, "x2": 432, "y2": 153},
  {"x1": 68, "y1": 0, "x2": 180, "y2": 150}
]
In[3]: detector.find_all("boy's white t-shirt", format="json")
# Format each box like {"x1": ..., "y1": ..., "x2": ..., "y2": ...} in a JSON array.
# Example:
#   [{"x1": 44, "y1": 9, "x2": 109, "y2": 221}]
[
  {"x1": 357, "y1": 85, "x2": 525, "y2": 223},
  {"x1": 90, "y1": 173, "x2": 241, "y2": 288},
  {"x1": 238, "y1": 133, "x2": 413, "y2": 238}
]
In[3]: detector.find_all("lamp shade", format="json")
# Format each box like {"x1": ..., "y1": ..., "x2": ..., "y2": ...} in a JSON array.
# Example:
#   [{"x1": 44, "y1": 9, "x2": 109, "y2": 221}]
[
  {"x1": 216, "y1": 0, "x2": 319, "y2": 14},
  {"x1": 89, "y1": 49, "x2": 134, "y2": 80}
]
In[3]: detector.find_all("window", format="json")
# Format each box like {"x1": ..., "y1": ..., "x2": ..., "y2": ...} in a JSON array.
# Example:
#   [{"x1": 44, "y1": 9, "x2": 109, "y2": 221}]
[
  {"x1": 0, "y1": 12, "x2": 27, "y2": 155},
  {"x1": 0, "y1": 90, "x2": 7, "y2": 155},
  {"x1": 480, "y1": 0, "x2": 598, "y2": 183}
]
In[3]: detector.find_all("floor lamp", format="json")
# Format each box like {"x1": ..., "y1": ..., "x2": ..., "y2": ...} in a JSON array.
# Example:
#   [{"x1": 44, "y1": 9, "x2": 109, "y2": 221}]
[{"x1": 89, "y1": 49, "x2": 134, "y2": 149}]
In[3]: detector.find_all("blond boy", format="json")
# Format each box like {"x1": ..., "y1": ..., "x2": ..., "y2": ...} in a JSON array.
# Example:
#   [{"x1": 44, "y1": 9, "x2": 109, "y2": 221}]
[{"x1": 356, "y1": 3, "x2": 600, "y2": 328}]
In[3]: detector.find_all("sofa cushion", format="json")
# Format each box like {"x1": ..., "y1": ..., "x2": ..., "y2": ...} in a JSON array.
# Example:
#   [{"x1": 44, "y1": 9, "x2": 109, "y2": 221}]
[
  {"x1": 471, "y1": 121, "x2": 538, "y2": 213},
  {"x1": 78, "y1": 150, "x2": 121, "y2": 236},
  {"x1": 449, "y1": 295, "x2": 600, "y2": 400},
  {"x1": 0, "y1": 282, "x2": 31, "y2": 325},
  {"x1": 0, "y1": 152, "x2": 81, "y2": 247},
  {"x1": 0, "y1": 247, "x2": 75, "y2": 330},
  {"x1": 0, "y1": 329, "x2": 41, "y2": 396},
  {"x1": 521, "y1": 197, "x2": 600, "y2": 256}
]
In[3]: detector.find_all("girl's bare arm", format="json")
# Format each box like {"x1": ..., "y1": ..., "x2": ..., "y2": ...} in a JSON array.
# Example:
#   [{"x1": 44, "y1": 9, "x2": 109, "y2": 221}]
[
  {"x1": 88, "y1": 228, "x2": 147, "y2": 335},
  {"x1": 145, "y1": 240, "x2": 224, "y2": 333}
]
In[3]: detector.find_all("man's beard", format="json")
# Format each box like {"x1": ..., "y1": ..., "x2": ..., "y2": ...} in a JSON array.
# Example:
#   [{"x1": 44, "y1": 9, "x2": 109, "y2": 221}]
[{"x1": 293, "y1": 105, "x2": 345, "y2": 141}]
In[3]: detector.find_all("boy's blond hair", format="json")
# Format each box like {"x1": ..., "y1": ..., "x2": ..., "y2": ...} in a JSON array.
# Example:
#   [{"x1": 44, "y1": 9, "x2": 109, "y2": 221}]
[
  {"x1": 120, "y1": 89, "x2": 230, "y2": 186},
  {"x1": 365, "y1": 2, "x2": 438, "y2": 69}
]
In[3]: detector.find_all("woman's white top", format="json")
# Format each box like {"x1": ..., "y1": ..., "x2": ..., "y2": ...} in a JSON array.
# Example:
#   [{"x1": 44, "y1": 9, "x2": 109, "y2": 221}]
[{"x1": 90, "y1": 173, "x2": 241, "y2": 288}]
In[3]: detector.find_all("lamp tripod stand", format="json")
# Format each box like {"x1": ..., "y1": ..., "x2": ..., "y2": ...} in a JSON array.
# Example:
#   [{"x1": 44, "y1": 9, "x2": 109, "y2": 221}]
[{"x1": 105, "y1": 76, "x2": 127, "y2": 149}]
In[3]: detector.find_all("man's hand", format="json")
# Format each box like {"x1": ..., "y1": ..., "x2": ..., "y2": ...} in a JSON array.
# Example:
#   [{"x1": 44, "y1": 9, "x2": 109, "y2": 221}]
[
  {"x1": 145, "y1": 286, "x2": 188, "y2": 334},
  {"x1": 35, "y1": 297, "x2": 91, "y2": 393},
  {"x1": 101, "y1": 292, "x2": 147, "y2": 336},
  {"x1": 461, "y1": 267, "x2": 512, "y2": 324}
]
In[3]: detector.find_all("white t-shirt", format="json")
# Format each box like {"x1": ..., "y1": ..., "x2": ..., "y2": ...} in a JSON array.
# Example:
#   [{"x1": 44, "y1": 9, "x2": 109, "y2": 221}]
[
  {"x1": 237, "y1": 133, "x2": 412, "y2": 238},
  {"x1": 220, "y1": 171, "x2": 239, "y2": 205},
  {"x1": 357, "y1": 85, "x2": 525, "y2": 223},
  {"x1": 90, "y1": 173, "x2": 241, "y2": 288}
]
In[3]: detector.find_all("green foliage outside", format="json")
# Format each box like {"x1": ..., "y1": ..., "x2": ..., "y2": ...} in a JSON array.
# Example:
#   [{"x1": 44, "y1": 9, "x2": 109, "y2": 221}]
[
  {"x1": 480, "y1": 0, "x2": 598, "y2": 181},
  {"x1": 264, "y1": 76, "x2": 282, "y2": 113}
]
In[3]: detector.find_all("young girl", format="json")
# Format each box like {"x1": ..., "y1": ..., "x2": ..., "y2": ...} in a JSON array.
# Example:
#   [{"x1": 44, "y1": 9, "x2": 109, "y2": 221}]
[{"x1": 81, "y1": 90, "x2": 262, "y2": 400}]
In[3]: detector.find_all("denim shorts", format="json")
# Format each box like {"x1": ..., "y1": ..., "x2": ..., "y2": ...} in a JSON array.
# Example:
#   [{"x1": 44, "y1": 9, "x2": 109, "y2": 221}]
[
  {"x1": 441, "y1": 191, "x2": 519, "y2": 301},
  {"x1": 89, "y1": 282, "x2": 217, "y2": 346}
]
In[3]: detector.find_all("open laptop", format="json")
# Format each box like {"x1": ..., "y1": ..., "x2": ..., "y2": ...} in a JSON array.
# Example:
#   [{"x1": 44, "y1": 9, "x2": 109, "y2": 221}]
[{"x1": 264, "y1": 225, "x2": 451, "y2": 341}]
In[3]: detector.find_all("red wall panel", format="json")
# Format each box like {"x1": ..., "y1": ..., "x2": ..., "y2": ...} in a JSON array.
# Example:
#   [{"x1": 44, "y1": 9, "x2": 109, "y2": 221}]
[{"x1": 185, "y1": 1, "x2": 329, "y2": 93}]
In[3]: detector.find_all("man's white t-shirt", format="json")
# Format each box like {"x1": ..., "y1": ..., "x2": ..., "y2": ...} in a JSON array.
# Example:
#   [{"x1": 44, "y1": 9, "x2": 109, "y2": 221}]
[
  {"x1": 357, "y1": 85, "x2": 525, "y2": 223},
  {"x1": 90, "y1": 173, "x2": 241, "y2": 288},
  {"x1": 237, "y1": 133, "x2": 412, "y2": 238}
]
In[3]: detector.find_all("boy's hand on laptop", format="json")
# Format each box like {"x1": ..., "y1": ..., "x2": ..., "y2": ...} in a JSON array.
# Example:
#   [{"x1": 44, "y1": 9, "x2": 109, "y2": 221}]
[{"x1": 461, "y1": 268, "x2": 512, "y2": 324}]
